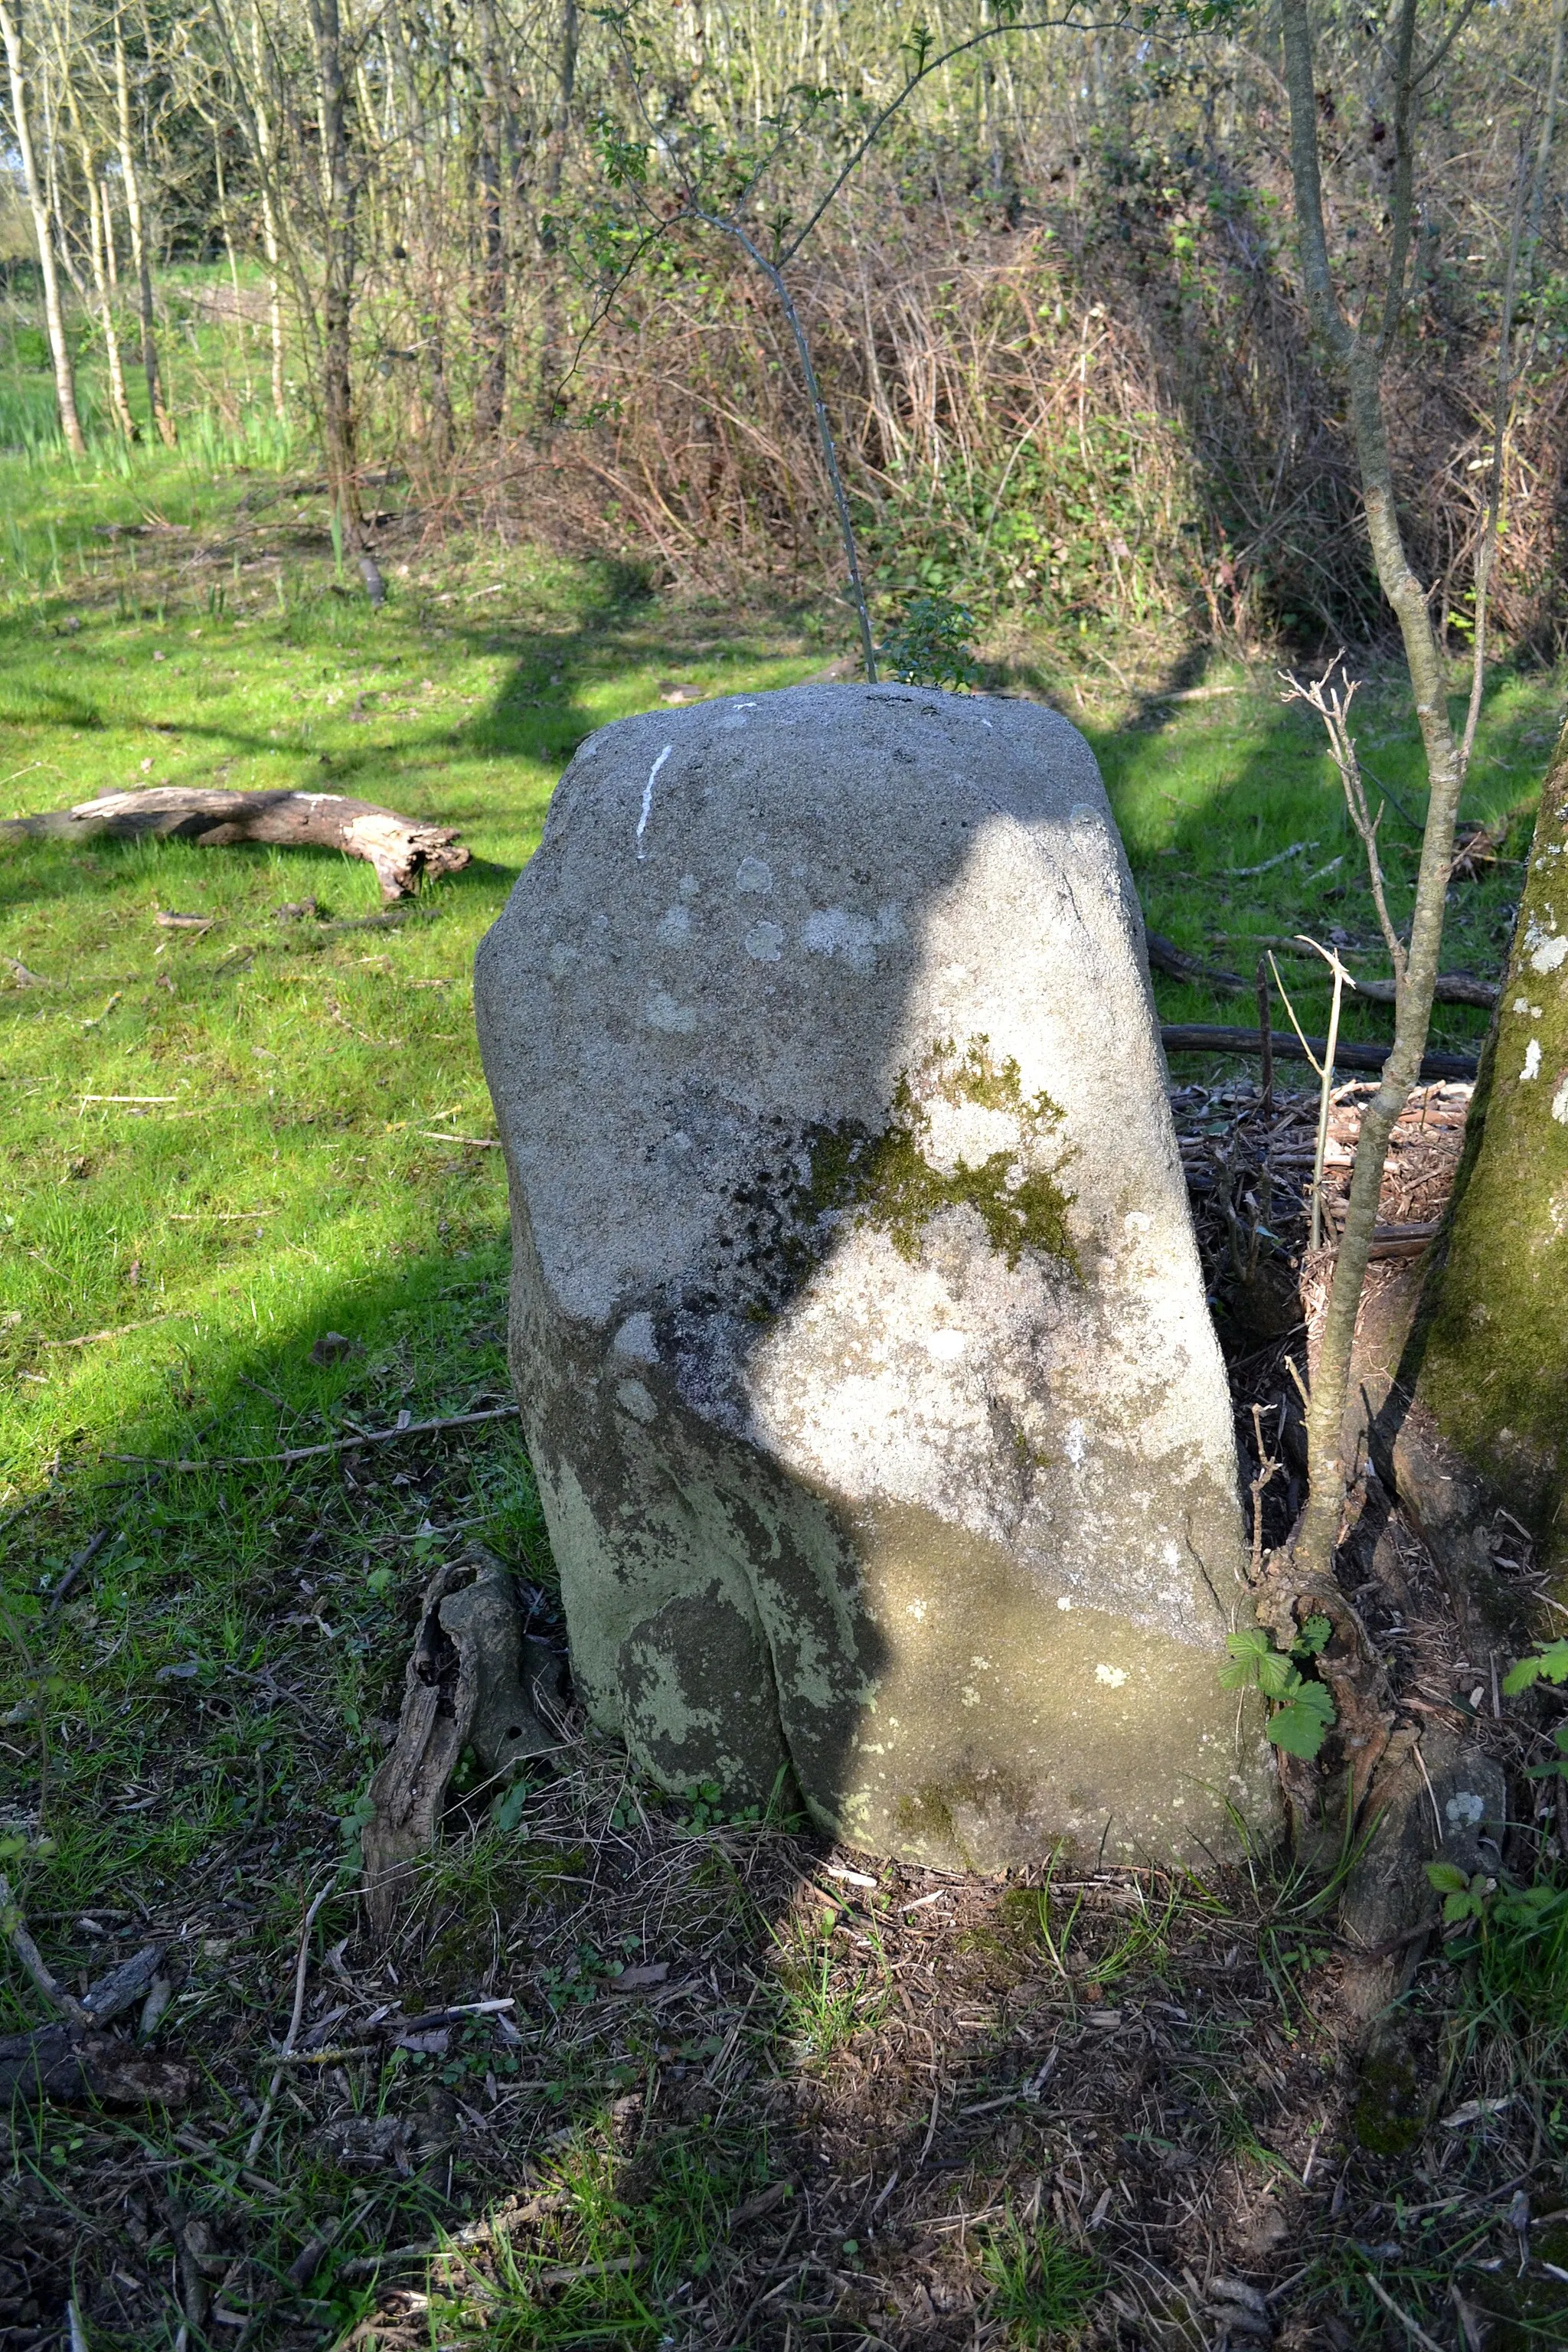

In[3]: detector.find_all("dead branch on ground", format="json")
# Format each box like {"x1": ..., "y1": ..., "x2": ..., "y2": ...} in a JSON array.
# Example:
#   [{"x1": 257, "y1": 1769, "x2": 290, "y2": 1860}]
[{"x1": 0, "y1": 786, "x2": 470, "y2": 901}]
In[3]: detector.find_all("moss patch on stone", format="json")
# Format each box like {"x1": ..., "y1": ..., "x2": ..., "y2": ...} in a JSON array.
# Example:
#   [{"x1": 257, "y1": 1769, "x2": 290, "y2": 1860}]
[{"x1": 805, "y1": 1036, "x2": 1079, "y2": 1273}]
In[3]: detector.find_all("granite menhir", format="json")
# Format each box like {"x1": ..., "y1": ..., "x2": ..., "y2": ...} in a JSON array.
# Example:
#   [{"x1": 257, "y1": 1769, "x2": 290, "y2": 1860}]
[{"x1": 475, "y1": 681, "x2": 1278, "y2": 1870}]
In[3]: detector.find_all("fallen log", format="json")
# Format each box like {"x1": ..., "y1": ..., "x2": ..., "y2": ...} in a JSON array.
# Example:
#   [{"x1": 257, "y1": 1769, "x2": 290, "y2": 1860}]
[
  {"x1": 0, "y1": 786, "x2": 469, "y2": 902},
  {"x1": 1148, "y1": 929, "x2": 1498, "y2": 1010},
  {"x1": 1160, "y1": 1023, "x2": 1477, "y2": 1081},
  {"x1": 1145, "y1": 929, "x2": 1246, "y2": 991}
]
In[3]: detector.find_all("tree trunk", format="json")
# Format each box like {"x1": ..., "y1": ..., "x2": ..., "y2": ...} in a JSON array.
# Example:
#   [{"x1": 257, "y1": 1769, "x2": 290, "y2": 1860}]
[
  {"x1": 472, "y1": 1, "x2": 508, "y2": 441},
  {"x1": 0, "y1": 0, "x2": 86, "y2": 454},
  {"x1": 306, "y1": 0, "x2": 382, "y2": 602},
  {"x1": 260, "y1": 176, "x2": 286, "y2": 420},
  {"x1": 82, "y1": 158, "x2": 137, "y2": 440},
  {"x1": 534, "y1": 0, "x2": 577, "y2": 429},
  {"x1": 60, "y1": 55, "x2": 137, "y2": 444},
  {"x1": 114, "y1": 7, "x2": 175, "y2": 447},
  {"x1": 427, "y1": 308, "x2": 456, "y2": 459},
  {"x1": 1279, "y1": 0, "x2": 1468, "y2": 1579},
  {"x1": 1388, "y1": 734, "x2": 1568, "y2": 1598},
  {"x1": 101, "y1": 168, "x2": 118, "y2": 292}
]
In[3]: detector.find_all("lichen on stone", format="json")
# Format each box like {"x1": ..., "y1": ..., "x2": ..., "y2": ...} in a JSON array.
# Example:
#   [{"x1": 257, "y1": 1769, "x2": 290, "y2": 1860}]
[{"x1": 802, "y1": 1035, "x2": 1079, "y2": 1273}]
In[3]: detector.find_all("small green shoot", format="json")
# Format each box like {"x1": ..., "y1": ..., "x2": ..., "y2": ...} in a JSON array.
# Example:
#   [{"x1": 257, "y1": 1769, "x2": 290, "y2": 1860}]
[
  {"x1": 1426, "y1": 1862, "x2": 1496, "y2": 1926},
  {"x1": 773, "y1": 1912, "x2": 890, "y2": 2060},
  {"x1": 491, "y1": 1777, "x2": 534, "y2": 1833},
  {"x1": 980, "y1": 2209, "x2": 1102, "y2": 2346}
]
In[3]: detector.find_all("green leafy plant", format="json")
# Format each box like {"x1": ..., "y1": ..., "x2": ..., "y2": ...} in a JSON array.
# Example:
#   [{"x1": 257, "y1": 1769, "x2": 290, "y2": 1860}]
[
  {"x1": 1526, "y1": 1724, "x2": 1568, "y2": 1785},
  {"x1": 876, "y1": 593, "x2": 981, "y2": 690},
  {"x1": 1220, "y1": 1624, "x2": 1338, "y2": 1759},
  {"x1": 491, "y1": 1776, "x2": 534, "y2": 1834},
  {"x1": 1426, "y1": 1862, "x2": 1497, "y2": 1926},
  {"x1": 1502, "y1": 1640, "x2": 1568, "y2": 1695}
]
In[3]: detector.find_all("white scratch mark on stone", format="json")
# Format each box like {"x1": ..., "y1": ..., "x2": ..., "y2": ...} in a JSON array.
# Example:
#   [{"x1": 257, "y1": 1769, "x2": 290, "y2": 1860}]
[
  {"x1": 1064, "y1": 1418, "x2": 1086, "y2": 1467},
  {"x1": 1553, "y1": 1077, "x2": 1568, "y2": 1125},
  {"x1": 635, "y1": 743, "x2": 672, "y2": 861},
  {"x1": 1523, "y1": 1037, "x2": 1543, "y2": 1081},
  {"x1": 1096, "y1": 1663, "x2": 1129, "y2": 1687}
]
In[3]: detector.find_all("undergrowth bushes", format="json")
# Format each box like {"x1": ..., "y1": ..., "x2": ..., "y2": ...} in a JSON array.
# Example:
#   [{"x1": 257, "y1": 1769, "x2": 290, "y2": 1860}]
[{"x1": 485, "y1": 77, "x2": 1568, "y2": 662}]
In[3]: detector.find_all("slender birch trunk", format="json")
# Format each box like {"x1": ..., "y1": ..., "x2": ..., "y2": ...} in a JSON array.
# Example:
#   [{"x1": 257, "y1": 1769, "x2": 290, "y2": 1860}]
[
  {"x1": 250, "y1": 43, "x2": 286, "y2": 417},
  {"x1": 114, "y1": 5, "x2": 175, "y2": 446},
  {"x1": 82, "y1": 147, "x2": 137, "y2": 438},
  {"x1": 0, "y1": 0, "x2": 86, "y2": 452},
  {"x1": 534, "y1": 0, "x2": 577, "y2": 428},
  {"x1": 472, "y1": 0, "x2": 508, "y2": 441},
  {"x1": 1279, "y1": 0, "x2": 1468, "y2": 1578}
]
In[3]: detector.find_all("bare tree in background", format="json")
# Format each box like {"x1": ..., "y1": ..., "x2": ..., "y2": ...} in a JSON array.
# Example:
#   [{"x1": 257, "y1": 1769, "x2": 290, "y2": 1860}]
[
  {"x1": 113, "y1": 2, "x2": 175, "y2": 444},
  {"x1": 306, "y1": 0, "x2": 381, "y2": 596},
  {"x1": 0, "y1": 0, "x2": 86, "y2": 452},
  {"x1": 472, "y1": 0, "x2": 509, "y2": 440},
  {"x1": 57, "y1": 12, "x2": 138, "y2": 441}
]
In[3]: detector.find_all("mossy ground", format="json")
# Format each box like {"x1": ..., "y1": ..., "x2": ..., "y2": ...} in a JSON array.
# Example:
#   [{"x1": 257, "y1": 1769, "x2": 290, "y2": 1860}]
[{"x1": 4, "y1": 309, "x2": 1568, "y2": 2345}]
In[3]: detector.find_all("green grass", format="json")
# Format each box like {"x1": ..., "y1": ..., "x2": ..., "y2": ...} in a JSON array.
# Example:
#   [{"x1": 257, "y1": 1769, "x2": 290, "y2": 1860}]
[
  {"x1": 773, "y1": 1908, "x2": 892, "y2": 2060},
  {"x1": 1088, "y1": 660, "x2": 1557, "y2": 1065},
  {"x1": 979, "y1": 2209, "x2": 1103, "y2": 2347},
  {"x1": 474, "y1": 2118, "x2": 768, "y2": 2346}
]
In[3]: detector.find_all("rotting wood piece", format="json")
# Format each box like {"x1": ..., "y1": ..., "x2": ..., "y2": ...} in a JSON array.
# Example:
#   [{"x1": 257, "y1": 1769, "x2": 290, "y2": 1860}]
[
  {"x1": 0, "y1": 786, "x2": 470, "y2": 902},
  {"x1": 0, "y1": 1913, "x2": 193, "y2": 2106},
  {"x1": 362, "y1": 1544, "x2": 564, "y2": 1934},
  {"x1": 0, "y1": 2024, "x2": 196, "y2": 2105}
]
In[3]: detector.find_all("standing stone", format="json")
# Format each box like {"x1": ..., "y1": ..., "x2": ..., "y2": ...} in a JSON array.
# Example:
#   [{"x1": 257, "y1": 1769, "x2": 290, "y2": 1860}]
[{"x1": 475, "y1": 683, "x2": 1277, "y2": 1870}]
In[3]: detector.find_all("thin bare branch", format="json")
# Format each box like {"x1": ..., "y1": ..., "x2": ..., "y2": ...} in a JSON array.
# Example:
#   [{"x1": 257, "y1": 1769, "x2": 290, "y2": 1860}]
[{"x1": 1282, "y1": 661, "x2": 1407, "y2": 987}]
